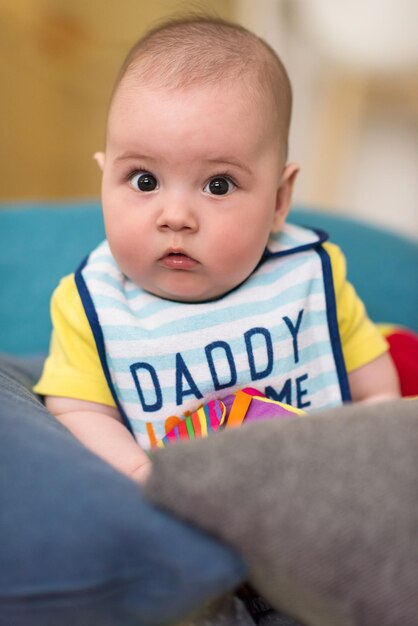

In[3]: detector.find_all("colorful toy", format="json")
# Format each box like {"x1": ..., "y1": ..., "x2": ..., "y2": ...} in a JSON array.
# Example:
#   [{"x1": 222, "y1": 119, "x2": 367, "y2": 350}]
[{"x1": 156, "y1": 388, "x2": 305, "y2": 448}]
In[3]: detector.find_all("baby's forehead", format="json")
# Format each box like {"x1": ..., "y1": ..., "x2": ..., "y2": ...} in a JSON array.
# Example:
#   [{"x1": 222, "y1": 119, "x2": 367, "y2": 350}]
[
  {"x1": 112, "y1": 62, "x2": 276, "y2": 128},
  {"x1": 106, "y1": 78, "x2": 284, "y2": 167},
  {"x1": 111, "y1": 78, "x2": 255, "y2": 129},
  {"x1": 109, "y1": 74, "x2": 275, "y2": 139}
]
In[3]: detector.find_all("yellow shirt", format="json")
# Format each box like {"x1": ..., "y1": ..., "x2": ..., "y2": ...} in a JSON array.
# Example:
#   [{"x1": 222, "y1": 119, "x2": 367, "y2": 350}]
[{"x1": 34, "y1": 242, "x2": 388, "y2": 406}]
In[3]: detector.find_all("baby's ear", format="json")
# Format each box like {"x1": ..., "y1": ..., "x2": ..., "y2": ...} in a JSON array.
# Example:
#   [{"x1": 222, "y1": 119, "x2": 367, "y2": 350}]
[
  {"x1": 93, "y1": 151, "x2": 105, "y2": 171},
  {"x1": 271, "y1": 163, "x2": 299, "y2": 233}
]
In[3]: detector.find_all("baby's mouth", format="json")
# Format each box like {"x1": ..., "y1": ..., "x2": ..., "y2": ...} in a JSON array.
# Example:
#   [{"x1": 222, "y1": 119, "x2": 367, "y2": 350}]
[{"x1": 160, "y1": 250, "x2": 198, "y2": 270}]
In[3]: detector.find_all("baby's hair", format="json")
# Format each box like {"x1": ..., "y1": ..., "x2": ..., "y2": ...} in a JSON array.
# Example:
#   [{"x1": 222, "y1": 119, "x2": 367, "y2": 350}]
[{"x1": 111, "y1": 16, "x2": 292, "y2": 158}]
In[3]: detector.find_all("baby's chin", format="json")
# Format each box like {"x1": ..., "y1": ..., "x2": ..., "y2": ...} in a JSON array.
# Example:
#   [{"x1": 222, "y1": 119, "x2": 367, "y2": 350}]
[
  {"x1": 142, "y1": 286, "x2": 228, "y2": 304},
  {"x1": 125, "y1": 266, "x2": 253, "y2": 303},
  {"x1": 137, "y1": 279, "x2": 236, "y2": 304}
]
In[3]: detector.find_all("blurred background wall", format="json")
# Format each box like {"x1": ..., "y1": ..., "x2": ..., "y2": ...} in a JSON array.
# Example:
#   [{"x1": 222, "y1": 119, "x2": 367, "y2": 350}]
[
  {"x1": 1, "y1": 0, "x2": 417, "y2": 238},
  {"x1": 0, "y1": 0, "x2": 234, "y2": 201}
]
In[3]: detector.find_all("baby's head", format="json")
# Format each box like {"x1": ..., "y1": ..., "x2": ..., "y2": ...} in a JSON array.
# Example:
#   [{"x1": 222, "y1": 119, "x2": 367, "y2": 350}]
[{"x1": 95, "y1": 17, "x2": 298, "y2": 302}]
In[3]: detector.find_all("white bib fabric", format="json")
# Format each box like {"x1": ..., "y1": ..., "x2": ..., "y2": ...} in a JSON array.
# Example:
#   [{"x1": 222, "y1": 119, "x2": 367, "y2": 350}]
[{"x1": 76, "y1": 224, "x2": 350, "y2": 449}]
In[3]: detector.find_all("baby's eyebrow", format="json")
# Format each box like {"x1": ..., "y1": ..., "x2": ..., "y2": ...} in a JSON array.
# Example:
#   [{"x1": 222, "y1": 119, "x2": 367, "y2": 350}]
[
  {"x1": 204, "y1": 158, "x2": 252, "y2": 175},
  {"x1": 112, "y1": 153, "x2": 252, "y2": 175},
  {"x1": 114, "y1": 152, "x2": 156, "y2": 163}
]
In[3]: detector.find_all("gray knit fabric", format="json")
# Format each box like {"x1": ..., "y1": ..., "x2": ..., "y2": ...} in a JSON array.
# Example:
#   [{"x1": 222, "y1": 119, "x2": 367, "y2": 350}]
[{"x1": 144, "y1": 400, "x2": 418, "y2": 626}]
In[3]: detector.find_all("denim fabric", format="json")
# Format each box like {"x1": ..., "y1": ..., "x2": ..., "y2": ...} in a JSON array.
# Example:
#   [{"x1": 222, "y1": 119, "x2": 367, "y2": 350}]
[{"x1": 0, "y1": 358, "x2": 246, "y2": 626}]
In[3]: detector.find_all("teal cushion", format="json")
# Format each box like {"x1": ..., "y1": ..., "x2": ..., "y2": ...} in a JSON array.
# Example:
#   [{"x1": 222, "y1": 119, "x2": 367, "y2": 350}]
[{"x1": 0, "y1": 201, "x2": 104, "y2": 355}]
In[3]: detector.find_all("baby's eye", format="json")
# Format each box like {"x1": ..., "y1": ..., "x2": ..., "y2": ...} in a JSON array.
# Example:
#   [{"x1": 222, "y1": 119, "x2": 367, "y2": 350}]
[
  {"x1": 203, "y1": 176, "x2": 235, "y2": 196},
  {"x1": 129, "y1": 171, "x2": 159, "y2": 192}
]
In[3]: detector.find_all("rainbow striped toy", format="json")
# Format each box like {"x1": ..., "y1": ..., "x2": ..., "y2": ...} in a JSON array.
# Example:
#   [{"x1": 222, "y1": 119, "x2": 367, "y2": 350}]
[{"x1": 156, "y1": 388, "x2": 305, "y2": 448}]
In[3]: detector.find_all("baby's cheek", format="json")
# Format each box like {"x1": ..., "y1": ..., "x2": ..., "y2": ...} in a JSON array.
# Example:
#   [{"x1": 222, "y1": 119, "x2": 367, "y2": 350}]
[
  {"x1": 109, "y1": 236, "x2": 142, "y2": 278},
  {"x1": 214, "y1": 244, "x2": 258, "y2": 285}
]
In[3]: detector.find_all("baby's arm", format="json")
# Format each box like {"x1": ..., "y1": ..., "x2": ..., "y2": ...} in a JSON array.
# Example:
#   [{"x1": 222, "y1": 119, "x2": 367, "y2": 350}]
[
  {"x1": 45, "y1": 396, "x2": 151, "y2": 483},
  {"x1": 348, "y1": 351, "x2": 400, "y2": 403}
]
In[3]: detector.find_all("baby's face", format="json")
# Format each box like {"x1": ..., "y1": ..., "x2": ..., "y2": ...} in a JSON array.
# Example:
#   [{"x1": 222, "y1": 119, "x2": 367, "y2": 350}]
[{"x1": 99, "y1": 79, "x2": 296, "y2": 302}]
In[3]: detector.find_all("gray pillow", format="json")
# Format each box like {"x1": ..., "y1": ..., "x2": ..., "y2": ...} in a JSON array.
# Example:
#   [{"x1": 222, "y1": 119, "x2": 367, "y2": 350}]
[{"x1": 145, "y1": 400, "x2": 418, "y2": 626}]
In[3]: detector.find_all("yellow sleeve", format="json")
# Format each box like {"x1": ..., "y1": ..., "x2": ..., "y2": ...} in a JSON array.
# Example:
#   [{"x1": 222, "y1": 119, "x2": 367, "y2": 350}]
[
  {"x1": 323, "y1": 242, "x2": 388, "y2": 373},
  {"x1": 33, "y1": 274, "x2": 116, "y2": 407}
]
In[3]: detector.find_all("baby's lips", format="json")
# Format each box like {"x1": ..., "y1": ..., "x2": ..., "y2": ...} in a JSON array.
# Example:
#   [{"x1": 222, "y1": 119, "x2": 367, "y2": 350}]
[{"x1": 160, "y1": 251, "x2": 198, "y2": 270}]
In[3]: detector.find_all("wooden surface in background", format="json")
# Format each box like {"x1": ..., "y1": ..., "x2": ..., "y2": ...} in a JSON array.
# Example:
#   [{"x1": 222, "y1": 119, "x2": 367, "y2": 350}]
[{"x1": 0, "y1": 0, "x2": 234, "y2": 200}]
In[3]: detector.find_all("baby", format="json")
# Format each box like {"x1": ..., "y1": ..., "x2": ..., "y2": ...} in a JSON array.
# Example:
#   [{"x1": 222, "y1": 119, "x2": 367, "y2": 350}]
[{"x1": 35, "y1": 17, "x2": 399, "y2": 483}]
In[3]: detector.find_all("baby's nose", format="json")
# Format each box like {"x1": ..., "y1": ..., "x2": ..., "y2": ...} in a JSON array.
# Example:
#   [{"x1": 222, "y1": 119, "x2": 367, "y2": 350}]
[{"x1": 156, "y1": 198, "x2": 198, "y2": 232}]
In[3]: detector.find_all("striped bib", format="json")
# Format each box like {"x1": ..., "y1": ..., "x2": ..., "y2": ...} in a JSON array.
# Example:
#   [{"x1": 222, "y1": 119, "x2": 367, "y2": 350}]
[{"x1": 76, "y1": 223, "x2": 350, "y2": 449}]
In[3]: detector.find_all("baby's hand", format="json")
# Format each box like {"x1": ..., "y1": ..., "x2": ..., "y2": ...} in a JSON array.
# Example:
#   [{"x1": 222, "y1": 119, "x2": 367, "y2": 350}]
[
  {"x1": 359, "y1": 393, "x2": 401, "y2": 405},
  {"x1": 131, "y1": 460, "x2": 152, "y2": 484}
]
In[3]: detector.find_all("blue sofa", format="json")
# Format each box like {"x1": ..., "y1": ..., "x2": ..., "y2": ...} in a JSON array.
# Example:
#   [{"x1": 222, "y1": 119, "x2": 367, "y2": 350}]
[{"x1": 1, "y1": 200, "x2": 417, "y2": 356}]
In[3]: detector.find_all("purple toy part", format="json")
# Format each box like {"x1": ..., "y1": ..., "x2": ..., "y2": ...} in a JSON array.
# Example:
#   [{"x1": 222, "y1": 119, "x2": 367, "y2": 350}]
[
  {"x1": 243, "y1": 399, "x2": 296, "y2": 423},
  {"x1": 222, "y1": 391, "x2": 297, "y2": 425}
]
